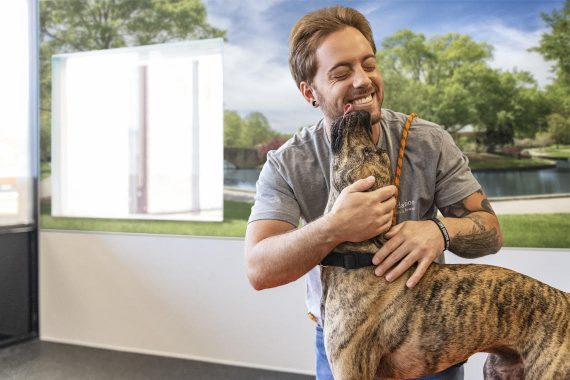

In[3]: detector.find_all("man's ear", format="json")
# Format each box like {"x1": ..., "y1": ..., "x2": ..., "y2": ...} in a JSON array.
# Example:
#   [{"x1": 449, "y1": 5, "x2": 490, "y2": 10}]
[{"x1": 300, "y1": 81, "x2": 315, "y2": 105}]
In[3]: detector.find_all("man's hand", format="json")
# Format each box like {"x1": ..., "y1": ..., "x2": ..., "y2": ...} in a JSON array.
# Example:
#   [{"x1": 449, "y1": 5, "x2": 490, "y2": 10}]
[
  {"x1": 245, "y1": 177, "x2": 397, "y2": 290},
  {"x1": 328, "y1": 177, "x2": 397, "y2": 243},
  {"x1": 371, "y1": 189, "x2": 503, "y2": 289},
  {"x1": 372, "y1": 220, "x2": 444, "y2": 288}
]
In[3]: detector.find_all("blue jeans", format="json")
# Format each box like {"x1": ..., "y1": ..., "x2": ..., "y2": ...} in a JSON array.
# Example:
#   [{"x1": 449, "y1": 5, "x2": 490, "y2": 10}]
[{"x1": 316, "y1": 325, "x2": 464, "y2": 380}]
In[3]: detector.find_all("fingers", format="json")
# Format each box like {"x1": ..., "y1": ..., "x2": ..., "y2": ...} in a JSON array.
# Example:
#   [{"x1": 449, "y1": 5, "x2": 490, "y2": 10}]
[
  {"x1": 372, "y1": 222, "x2": 405, "y2": 266},
  {"x1": 373, "y1": 185, "x2": 397, "y2": 202},
  {"x1": 406, "y1": 259, "x2": 431, "y2": 288},
  {"x1": 384, "y1": 223, "x2": 403, "y2": 238},
  {"x1": 332, "y1": 180, "x2": 397, "y2": 242},
  {"x1": 373, "y1": 232, "x2": 404, "y2": 269},
  {"x1": 375, "y1": 246, "x2": 430, "y2": 288},
  {"x1": 346, "y1": 176, "x2": 375, "y2": 193},
  {"x1": 372, "y1": 220, "x2": 441, "y2": 288}
]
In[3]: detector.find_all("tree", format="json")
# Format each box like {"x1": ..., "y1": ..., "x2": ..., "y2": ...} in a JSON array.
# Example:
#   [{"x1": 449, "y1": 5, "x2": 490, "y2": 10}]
[
  {"x1": 377, "y1": 30, "x2": 552, "y2": 152},
  {"x1": 224, "y1": 110, "x2": 243, "y2": 147},
  {"x1": 240, "y1": 112, "x2": 275, "y2": 148},
  {"x1": 547, "y1": 113, "x2": 570, "y2": 145},
  {"x1": 223, "y1": 110, "x2": 287, "y2": 149},
  {"x1": 377, "y1": 31, "x2": 493, "y2": 133},
  {"x1": 530, "y1": 1, "x2": 570, "y2": 148},
  {"x1": 532, "y1": 0, "x2": 570, "y2": 148},
  {"x1": 257, "y1": 136, "x2": 289, "y2": 162},
  {"x1": 40, "y1": 0, "x2": 226, "y2": 161},
  {"x1": 531, "y1": 0, "x2": 570, "y2": 89}
]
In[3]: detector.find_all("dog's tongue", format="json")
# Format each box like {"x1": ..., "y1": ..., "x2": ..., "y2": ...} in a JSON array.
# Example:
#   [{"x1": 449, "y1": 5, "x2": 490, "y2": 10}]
[{"x1": 343, "y1": 103, "x2": 353, "y2": 116}]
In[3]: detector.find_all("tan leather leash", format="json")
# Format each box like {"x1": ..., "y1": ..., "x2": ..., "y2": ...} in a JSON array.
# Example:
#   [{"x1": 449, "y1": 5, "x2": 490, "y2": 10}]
[{"x1": 392, "y1": 112, "x2": 416, "y2": 226}]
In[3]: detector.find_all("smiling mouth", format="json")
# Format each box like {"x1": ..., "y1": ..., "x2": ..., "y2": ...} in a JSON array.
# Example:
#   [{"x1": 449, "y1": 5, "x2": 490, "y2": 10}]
[{"x1": 349, "y1": 93, "x2": 373, "y2": 105}]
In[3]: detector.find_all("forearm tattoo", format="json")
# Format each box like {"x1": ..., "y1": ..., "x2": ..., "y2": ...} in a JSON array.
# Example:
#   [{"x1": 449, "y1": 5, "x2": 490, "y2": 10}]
[
  {"x1": 449, "y1": 214, "x2": 501, "y2": 258},
  {"x1": 440, "y1": 189, "x2": 501, "y2": 258}
]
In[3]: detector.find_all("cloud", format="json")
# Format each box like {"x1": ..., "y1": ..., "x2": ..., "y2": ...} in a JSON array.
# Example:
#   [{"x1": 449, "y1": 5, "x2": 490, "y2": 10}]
[
  {"x1": 222, "y1": 43, "x2": 322, "y2": 133},
  {"x1": 461, "y1": 22, "x2": 554, "y2": 87},
  {"x1": 205, "y1": 0, "x2": 322, "y2": 133},
  {"x1": 204, "y1": 1, "x2": 556, "y2": 134}
]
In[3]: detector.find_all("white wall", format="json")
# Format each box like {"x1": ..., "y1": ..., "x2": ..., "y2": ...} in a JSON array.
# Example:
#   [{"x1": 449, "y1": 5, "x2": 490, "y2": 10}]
[
  {"x1": 39, "y1": 231, "x2": 315, "y2": 375},
  {"x1": 40, "y1": 231, "x2": 570, "y2": 378}
]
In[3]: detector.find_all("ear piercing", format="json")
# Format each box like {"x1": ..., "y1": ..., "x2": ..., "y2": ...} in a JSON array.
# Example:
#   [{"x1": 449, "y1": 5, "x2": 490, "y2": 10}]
[{"x1": 312, "y1": 99, "x2": 318, "y2": 107}]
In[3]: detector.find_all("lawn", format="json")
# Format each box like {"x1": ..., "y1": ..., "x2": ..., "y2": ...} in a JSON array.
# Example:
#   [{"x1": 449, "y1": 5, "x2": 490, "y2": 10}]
[
  {"x1": 41, "y1": 200, "x2": 569, "y2": 249},
  {"x1": 40, "y1": 200, "x2": 251, "y2": 237},
  {"x1": 467, "y1": 153, "x2": 554, "y2": 171},
  {"x1": 529, "y1": 144, "x2": 570, "y2": 159},
  {"x1": 498, "y1": 213, "x2": 570, "y2": 249}
]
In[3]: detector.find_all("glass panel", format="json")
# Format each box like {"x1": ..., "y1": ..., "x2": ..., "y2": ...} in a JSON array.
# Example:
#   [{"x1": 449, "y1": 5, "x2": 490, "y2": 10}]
[
  {"x1": 0, "y1": 0, "x2": 34, "y2": 227},
  {"x1": 51, "y1": 40, "x2": 224, "y2": 222}
]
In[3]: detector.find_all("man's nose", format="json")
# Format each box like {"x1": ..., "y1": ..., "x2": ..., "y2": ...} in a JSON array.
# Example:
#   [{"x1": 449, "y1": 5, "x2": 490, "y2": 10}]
[{"x1": 353, "y1": 66, "x2": 372, "y2": 88}]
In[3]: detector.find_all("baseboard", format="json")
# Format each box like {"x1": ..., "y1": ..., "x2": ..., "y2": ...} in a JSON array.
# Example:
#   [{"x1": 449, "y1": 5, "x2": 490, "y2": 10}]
[{"x1": 40, "y1": 335, "x2": 315, "y2": 376}]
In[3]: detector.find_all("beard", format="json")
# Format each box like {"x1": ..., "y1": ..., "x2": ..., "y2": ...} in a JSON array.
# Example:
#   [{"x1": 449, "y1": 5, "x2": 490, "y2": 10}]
[{"x1": 316, "y1": 82, "x2": 384, "y2": 128}]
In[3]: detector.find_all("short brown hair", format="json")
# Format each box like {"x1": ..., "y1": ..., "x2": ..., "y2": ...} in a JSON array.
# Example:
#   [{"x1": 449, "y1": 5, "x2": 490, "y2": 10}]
[{"x1": 288, "y1": 6, "x2": 376, "y2": 88}]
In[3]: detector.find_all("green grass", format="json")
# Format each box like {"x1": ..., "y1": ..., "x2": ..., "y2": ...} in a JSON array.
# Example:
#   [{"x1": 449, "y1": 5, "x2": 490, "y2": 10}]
[
  {"x1": 530, "y1": 144, "x2": 570, "y2": 159},
  {"x1": 41, "y1": 198, "x2": 569, "y2": 249},
  {"x1": 498, "y1": 213, "x2": 570, "y2": 248},
  {"x1": 40, "y1": 200, "x2": 252, "y2": 237},
  {"x1": 467, "y1": 153, "x2": 554, "y2": 171}
]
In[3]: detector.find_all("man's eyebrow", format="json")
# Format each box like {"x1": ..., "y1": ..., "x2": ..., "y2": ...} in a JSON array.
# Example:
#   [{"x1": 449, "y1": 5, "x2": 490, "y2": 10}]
[
  {"x1": 327, "y1": 54, "x2": 376, "y2": 74},
  {"x1": 328, "y1": 62, "x2": 351, "y2": 74}
]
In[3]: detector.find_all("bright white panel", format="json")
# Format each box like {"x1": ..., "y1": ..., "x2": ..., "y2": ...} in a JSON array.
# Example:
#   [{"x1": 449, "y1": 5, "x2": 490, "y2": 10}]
[
  {"x1": 0, "y1": 0, "x2": 34, "y2": 226},
  {"x1": 51, "y1": 40, "x2": 224, "y2": 221}
]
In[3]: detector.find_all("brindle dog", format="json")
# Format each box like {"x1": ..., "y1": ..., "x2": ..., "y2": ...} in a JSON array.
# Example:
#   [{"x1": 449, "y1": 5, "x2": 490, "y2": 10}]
[{"x1": 320, "y1": 110, "x2": 570, "y2": 380}]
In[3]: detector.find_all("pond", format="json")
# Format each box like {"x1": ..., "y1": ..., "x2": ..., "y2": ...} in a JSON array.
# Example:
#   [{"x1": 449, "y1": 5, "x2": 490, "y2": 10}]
[
  {"x1": 224, "y1": 163, "x2": 570, "y2": 198},
  {"x1": 472, "y1": 166, "x2": 569, "y2": 198}
]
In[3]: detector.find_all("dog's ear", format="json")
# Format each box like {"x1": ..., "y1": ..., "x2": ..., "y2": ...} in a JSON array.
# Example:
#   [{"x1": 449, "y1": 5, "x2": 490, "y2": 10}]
[{"x1": 330, "y1": 116, "x2": 345, "y2": 154}]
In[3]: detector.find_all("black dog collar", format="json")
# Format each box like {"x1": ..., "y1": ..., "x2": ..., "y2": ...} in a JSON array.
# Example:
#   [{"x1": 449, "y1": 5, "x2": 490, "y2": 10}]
[{"x1": 320, "y1": 251, "x2": 375, "y2": 269}]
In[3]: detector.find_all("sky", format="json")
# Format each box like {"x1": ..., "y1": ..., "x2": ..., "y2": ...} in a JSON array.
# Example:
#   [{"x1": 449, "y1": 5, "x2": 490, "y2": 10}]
[{"x1": 203, "y1": 0, "x2": 565, "y2": 134}]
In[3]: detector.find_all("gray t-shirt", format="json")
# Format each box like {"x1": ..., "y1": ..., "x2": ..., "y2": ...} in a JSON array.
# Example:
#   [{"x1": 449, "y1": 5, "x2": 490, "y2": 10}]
[{"x1": 248, "y1": 108, "x2": 481, "y2": 324}]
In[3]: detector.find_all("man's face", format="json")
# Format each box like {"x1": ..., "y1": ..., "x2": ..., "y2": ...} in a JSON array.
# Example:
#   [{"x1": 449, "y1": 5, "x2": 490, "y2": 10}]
[{"x1": 307, "y1": 27, "x2": 384, "y2": 130}]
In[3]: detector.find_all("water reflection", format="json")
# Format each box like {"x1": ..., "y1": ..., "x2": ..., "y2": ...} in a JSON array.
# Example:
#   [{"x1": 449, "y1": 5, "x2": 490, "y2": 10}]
[
  {"x1": 224, "y1": 168, "x2": 260, "y2": 191},
  {"x1": 473, "y1": 167, "x2": 569, "y2": 197},
  {"x1": 224, "y1": 166, "x2": 570, "y2": 198}
]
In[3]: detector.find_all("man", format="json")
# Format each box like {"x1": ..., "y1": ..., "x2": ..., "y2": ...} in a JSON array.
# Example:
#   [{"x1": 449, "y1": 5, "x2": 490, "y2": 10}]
[{"x1": 245, "y1": 6, "x2": 502, "y2": 380}]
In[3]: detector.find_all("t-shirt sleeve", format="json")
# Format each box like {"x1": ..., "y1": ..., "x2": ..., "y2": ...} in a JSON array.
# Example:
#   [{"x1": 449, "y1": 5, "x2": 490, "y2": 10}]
[
  {"x1": 247, "y1": 151, "x2": 301, "y2": 227},
  {"x1": 434, "y1": 129, "x2": 482, "y2": 208}
]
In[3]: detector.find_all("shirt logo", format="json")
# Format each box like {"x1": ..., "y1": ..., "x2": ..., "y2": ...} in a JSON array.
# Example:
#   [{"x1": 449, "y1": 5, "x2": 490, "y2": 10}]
[{"x1": 397, "y1": 199, "x2": 416, "y2": 214}]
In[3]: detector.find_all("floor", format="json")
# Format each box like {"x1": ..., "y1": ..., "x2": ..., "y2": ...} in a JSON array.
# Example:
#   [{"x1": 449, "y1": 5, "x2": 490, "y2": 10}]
[{"x1": 0, "y1": 340, "x2": 314, "y2": 380}]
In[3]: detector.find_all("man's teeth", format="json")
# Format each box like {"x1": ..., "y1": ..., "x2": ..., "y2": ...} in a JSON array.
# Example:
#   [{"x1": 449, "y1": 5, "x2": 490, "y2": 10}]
[{"x1": 352, "y1": 94, "x2": 373, "y2": 105}]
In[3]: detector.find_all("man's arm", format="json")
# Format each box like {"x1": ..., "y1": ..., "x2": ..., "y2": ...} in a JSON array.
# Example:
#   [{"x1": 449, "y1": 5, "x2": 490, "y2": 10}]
[
  {"x1": 440, "y1": 189, "x2": 503, "y2": 258},
  {"x1": 245, "y1": 178, "x2": 397, "y2": 290},
  {"x1": 245, "y1": 218, "x2": 336, "y2": 291},
  {"x1": 372, "y1": 189, "x2": 503, "y2": 288}
]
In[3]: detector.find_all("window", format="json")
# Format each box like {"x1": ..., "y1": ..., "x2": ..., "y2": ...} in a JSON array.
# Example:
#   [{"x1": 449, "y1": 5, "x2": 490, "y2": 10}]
[
  {"x1": 50, "y1": 40, "x2": 223, "y2": 221},
  {"x1": 0, "y1": 0, "x2": 34, "y2": 227}
]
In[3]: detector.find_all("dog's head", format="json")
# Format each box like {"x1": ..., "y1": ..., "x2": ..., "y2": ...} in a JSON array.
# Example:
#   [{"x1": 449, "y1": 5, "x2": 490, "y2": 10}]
[
  {"x1": 330, "y1": 110, "x2": 374, "y2": 157},
  {"x1": 329, "y1": 109, "x2": 392, "y2": 193}
]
